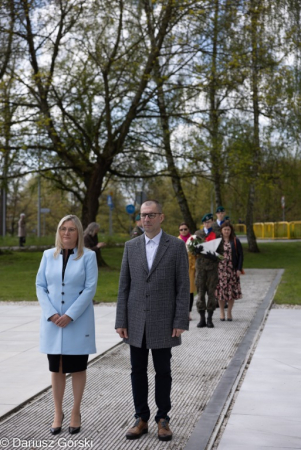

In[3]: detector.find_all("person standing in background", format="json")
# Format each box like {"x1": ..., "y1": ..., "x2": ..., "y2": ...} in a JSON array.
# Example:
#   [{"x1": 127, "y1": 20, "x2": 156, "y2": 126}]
[
  {"x1": 130, "y1": 214, "x2": 144, "y2": 239},
  {"x1": 18, "y1": 213, "x2": 26, "y2": 247},
  {"x1": 195, "y1": 213, "x2": 222, "y2": 328},
  {"x1": 215, "y1": 221, "x2": 243, "y2": 321},
  {"x1": 215, "y1": 206, "x2": 226, "y2": 229},
  {"x1": 83, "y1": 222, "x2": 106, "y2": 268},
  {"x1": 178, "y1": 222, "x2": 196, "y2": 321}
]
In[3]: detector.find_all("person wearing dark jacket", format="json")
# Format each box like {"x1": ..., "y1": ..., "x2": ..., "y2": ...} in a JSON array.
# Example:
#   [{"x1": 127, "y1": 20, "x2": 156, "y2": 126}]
[
  {"x1": 215, "y1": 221, "x2": 243, "y2": 321},
  {"x1": 83, "y1": 223, "x2": 106, "y2": 267},
  {"x1": 115, "y1": 200, "x2": 190, "y2": 442},
  {"x1": 18, "y1": 213, "x2": 26, "y2": 247}
]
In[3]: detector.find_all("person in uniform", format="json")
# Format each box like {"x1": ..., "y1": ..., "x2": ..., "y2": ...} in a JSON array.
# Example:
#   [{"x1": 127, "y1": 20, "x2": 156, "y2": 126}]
[
  {"x1": 195, "y1": 213, "x2": 222, "y2": 329},
  {"x1": 215, "y1": 206, "x2": 226, "y2": 229},
  {"x1": 130, "y1": 214, "x2": 144, "y2": 239}
]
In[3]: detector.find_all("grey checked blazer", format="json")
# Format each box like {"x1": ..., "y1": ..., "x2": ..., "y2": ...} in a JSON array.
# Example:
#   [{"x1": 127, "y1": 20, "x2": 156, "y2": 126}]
[{"x1": 115, "y1": 230, "x2": 190, "y2": 349}]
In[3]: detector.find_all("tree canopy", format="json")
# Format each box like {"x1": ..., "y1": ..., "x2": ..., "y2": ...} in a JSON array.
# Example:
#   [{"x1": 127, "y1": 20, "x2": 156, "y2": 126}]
[{"x1": 1, "y1": 0, "x2": 301, "y2": 248}]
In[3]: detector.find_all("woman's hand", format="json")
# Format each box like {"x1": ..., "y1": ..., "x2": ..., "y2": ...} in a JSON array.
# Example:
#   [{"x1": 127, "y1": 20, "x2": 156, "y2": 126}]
[
  {"x1": 237, "y1": 270, "x2": 241, "y2": 277},
  {"x1": 55, "y1": 314, "x2": 72, "y2": 328},
  {"x1": 50, "y1": 314, "x2": 60, "y2": 323},
  {"x1": 97, "y1": 242, "x2": 106, "y2": 248}
]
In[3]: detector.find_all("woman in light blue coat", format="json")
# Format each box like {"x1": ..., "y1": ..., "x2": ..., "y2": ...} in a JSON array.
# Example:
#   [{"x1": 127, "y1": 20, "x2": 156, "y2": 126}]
[{"x1": 36, "y1": 215, "x2": 98, "y2": 436}]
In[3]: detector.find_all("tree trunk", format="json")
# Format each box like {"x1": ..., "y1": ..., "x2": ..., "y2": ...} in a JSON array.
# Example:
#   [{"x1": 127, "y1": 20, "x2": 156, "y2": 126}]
[
  {"x1": 246, "y1": 0, "x2": 261, "y2": 253},
  {"x1": 209, "y1": 0, "x2": 223, "y2": 209},
  {"x1": 245, "y1": 184, "x2": 259, "y2": 252},
  {"x1": 154, "y1": 62, "x2": 197, "y2": 232}
]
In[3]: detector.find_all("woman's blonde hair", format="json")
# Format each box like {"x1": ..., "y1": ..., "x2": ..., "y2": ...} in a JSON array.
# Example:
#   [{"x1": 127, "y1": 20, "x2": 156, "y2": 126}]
[{"x1": 54, "y1": 215, "x2": 84, "y2": 260}]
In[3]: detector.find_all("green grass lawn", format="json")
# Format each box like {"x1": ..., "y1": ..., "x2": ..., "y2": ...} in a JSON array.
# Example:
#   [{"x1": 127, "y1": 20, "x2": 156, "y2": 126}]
[
  {"x1": 243, "y1": 242, "x2": 301, "y2": 304},
  {"x1": 0, "y1": 242, "x2": 300, "y2": 304},
  {"x1": 0, "y1": 233, "x2": 128, "y2": 247},
  {"x1": 0, "y1": 247, "x2": 123, "y2": 302}
]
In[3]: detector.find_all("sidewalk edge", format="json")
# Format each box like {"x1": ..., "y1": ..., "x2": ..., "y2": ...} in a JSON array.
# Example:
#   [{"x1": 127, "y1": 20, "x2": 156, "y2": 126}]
[{"x1": 184, "y1": 268, "x2": 284, "y2": 450}]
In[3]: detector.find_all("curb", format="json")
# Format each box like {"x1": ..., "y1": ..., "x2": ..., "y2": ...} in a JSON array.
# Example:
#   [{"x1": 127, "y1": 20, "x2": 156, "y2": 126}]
[{"x1": 184, "y1": 268, "x2": 284, "y2": 450}]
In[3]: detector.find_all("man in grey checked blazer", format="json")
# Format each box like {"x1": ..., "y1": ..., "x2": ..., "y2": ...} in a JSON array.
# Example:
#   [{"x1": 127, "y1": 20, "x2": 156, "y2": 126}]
[{"x1": 116, "y1": 200, "x2": 190, "y2": 442}]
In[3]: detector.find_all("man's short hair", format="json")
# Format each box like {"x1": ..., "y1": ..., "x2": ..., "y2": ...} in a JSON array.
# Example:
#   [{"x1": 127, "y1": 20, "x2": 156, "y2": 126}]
[{"x1": 141, "y1": 200, "x2": 162, "y2": 213}]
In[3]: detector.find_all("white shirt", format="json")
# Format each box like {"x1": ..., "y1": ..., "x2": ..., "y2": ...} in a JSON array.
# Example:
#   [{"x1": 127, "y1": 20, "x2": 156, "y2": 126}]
[{"x1": 145, "y1": 229, "x2": 162, "y2": 271}]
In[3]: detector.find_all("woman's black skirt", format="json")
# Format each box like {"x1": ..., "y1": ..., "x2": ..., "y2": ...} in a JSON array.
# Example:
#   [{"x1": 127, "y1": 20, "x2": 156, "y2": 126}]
[{"x1": 47, "y1": 354, "x2": 88, "y2": 374}]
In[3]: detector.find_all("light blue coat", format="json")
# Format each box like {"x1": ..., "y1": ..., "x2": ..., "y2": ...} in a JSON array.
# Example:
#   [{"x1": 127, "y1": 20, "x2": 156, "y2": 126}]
[{"x1": 36, "y1": 247, "x2": 98, "y2": 355}]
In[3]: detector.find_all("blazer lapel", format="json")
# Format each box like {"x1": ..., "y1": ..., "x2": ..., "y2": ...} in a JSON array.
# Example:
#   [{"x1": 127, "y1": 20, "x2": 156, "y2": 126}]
[
  {"x1": 148, "y1": 231, "x2": 169, "y2": 278},
  {"x1": 136, "y1": 235, "x2": 149, "y2": 275}
]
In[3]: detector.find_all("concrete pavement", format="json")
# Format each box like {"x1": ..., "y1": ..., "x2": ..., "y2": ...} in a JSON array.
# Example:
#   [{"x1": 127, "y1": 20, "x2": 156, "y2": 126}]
[
  {"x1": 2, "y1": 269, "x2": 301, "y2": 449},
  {"x1": 213, "y1": 307, "x2": 301, "y2": 450},
  {"x1": 0, "y1": 303, "x2": 121, "y2": 417}
]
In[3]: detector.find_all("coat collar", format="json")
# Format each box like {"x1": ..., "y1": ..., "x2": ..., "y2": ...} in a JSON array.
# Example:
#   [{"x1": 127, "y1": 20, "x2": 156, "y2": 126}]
[
  {"x1": 136, "y1": 230, "x2": 170, "y2": 277},
  {"x1": 60, "y1": 248, "x2": 76, "y2": 255}
]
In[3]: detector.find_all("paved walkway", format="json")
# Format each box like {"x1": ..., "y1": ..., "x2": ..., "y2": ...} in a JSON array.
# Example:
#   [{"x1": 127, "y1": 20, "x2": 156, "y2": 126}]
[
  {"x1": 213, "y1": 307, "x2": 301, "y2": 450},
  {"x1": 0, "y1": 303, "x2": 121, "y2": 417},
  {"x1": 0, "y1": 269, "x2": 290, "y2": 450}
]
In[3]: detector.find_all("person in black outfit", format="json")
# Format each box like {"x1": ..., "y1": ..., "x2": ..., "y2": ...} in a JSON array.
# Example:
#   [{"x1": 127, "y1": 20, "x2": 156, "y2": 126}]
[{"x1": 83, "y1": 222, "x2": 106, "y2": 267}]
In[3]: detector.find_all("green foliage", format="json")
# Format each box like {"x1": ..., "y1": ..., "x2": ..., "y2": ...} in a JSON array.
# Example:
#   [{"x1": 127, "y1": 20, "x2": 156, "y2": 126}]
[{"x1": 1, "y1": 0, "x2": 301, "y2": 234}]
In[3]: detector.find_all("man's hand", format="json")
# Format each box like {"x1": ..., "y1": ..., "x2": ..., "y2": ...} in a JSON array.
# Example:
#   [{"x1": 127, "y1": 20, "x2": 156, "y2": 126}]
[
  {"x1": 55, "y1": 314, "x2": 72, "y2": 328},
  {"x1": 172, "y1": 328, "x2": 185, "y2": 338},
  {"x1": 116, "y1": 328, "x2": 128, "y2": 339}
]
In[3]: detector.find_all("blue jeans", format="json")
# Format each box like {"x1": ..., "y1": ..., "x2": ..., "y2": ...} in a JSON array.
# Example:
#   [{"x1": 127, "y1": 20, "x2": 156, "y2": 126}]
[{"x1": 130, "y1": 333, "x2": 172, "y2": 423}]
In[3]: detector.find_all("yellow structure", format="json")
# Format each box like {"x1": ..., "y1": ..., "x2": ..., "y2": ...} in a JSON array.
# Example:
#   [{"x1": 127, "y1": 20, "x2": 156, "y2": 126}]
[{"x1": 233, "y1": 222, "x2": 301, "y2": 239}]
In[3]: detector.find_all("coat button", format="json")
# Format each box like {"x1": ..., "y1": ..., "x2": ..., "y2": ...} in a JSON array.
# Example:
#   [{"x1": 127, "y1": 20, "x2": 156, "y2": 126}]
[
  {"x1": 62, "y1": 283, "x2": 65, "y2": 286},
  {"x1": 61, "y1": 292, "x2": 65, "y2": 295},
  {"x1": 62, "y1": 301, "x2": 65, "y2": 304}
]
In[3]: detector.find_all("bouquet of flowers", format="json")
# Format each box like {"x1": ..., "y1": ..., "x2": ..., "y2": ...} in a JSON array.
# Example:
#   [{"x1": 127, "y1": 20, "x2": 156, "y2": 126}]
[{"x1": 186, "y1": 235, "x2": 204, "y2": 256}]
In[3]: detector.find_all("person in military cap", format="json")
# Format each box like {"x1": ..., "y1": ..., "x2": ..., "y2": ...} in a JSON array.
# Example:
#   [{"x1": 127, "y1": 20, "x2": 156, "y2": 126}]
[
  {"x1": 194, "y1": 213, "x2": 222, "y2": 328},
  {"x1": 130, "y1": 214, "x2": 144, "y2": 239},
  {"x1": 215, "y1": 206, "x2": 226, "y2": 228}
]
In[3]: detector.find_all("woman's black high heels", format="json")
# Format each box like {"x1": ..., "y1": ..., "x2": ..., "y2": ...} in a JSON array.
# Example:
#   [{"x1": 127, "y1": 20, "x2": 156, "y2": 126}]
[
  {"x1": 50, "y1": 413, "x2": 64, "y2": 435},
  {"x1": 69, "y1": 413, "x2": 81, "y2": 434}
]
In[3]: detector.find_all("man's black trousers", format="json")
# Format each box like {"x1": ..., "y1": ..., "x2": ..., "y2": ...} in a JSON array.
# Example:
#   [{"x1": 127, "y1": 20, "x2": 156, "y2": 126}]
[{"x1": 130, "y1": 333, "x2": 172, "y2": 423}]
